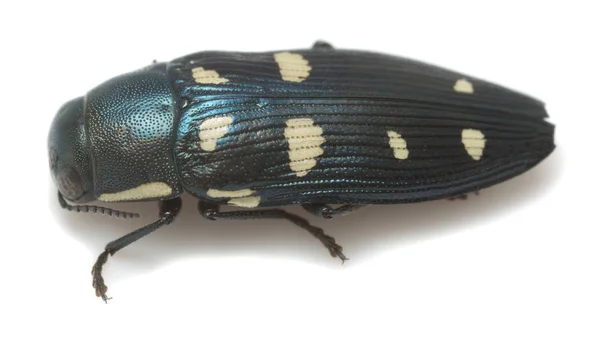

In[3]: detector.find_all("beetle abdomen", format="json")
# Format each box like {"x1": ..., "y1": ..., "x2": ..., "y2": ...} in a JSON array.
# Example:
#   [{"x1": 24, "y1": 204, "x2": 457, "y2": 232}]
[{"x1": 168, "y1": 49, "x2": 554, "y2": 207}]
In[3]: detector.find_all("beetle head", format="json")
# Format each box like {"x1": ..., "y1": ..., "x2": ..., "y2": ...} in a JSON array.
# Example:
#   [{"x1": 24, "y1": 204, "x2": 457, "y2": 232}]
[{"x1": 48, "y1": 97, "x2": 95, "y2": 203}]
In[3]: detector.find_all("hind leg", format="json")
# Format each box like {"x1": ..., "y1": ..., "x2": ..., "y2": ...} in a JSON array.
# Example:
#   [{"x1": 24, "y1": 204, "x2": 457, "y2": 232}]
[
  {"x1": 312, "y1": 40, "x2": 334, "y2": 50},
  {"x1": 448, "y1": 191, "x2": 480, "y2": 201}
]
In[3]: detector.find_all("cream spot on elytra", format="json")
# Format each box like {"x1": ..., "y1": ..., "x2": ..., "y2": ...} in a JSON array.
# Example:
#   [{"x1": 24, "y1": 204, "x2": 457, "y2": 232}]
[
  {"x1": 454, "y1": 78, "x2": 474, "y2": 94},
  {"x1": 273, "y1": 52, "x2": 312, "y2": 82},
  {"x1": 462, "y1": 128, "x2": 486, "y2": 160},
  {"x1": 99, "y1": 182, "x2": 172, "y2": 202},
  {"x1": 228, "y1": 196, "x2": 261, "y2": 208},
  {"x1": 387, "y1": 131, "x2": 409, "y2": 160},
  {"x1": 284, "y1": 118, "x2": 325, "y2": 177},
  {"x1": 199, "y1": 116, "x2": 233, "y2": 152},
  {"x1": 192, "y1": 67, "x2": 229, "y2": 84},
  {"x1": 207, "y1": 188, "x2": 260, "y2": 208},
  {"x1": 207, "y1": 188, "x2": 254, "y2": 198}
]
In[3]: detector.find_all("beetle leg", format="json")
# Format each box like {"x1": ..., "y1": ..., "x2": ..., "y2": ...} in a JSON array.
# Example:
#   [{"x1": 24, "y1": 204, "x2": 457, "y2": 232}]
[
  {"x1": 198, "y1": 201, "x2": 348, "y2": 263},
  {"x1": 312, "y1": 40, "x2": 334, "y2": 50},
  {"x1": 301, "y1": 203, "x2": 363, "y2": 219},
  {"x1": 448, "y1": 191, "x2": 480, "y2": 201},
  {"x1": 91, "y1": 197, "x2": 182, "y2": 303}
]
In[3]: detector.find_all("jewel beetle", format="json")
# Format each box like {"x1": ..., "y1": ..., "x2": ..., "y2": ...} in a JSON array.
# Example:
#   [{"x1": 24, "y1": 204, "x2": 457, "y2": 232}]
[{"x1": 48, "y1": 41, "x2": 555, "y2": 302}]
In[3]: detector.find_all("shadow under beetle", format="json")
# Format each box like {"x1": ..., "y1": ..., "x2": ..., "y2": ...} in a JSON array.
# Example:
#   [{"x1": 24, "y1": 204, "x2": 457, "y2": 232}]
[{"x1": 48, "y1": 41, "x2": 555, "y2": 302}]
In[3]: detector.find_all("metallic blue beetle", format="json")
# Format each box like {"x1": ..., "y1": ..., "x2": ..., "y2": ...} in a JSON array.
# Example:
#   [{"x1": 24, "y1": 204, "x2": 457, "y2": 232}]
[{"x1": 48, "y1": 41, "x2": 555, "y2": 302}]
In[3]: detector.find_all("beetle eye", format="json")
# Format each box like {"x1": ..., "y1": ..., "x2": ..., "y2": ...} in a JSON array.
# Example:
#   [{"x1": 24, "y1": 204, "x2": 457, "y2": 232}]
[{"x1": 58, "y1": 167, "x2": 84, "y2": 201}]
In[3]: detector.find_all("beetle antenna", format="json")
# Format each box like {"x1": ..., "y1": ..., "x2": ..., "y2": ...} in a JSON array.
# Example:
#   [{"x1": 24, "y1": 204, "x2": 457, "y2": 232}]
[{"x1": 58, "y1": 192, "x2": 140, "y2": 219}]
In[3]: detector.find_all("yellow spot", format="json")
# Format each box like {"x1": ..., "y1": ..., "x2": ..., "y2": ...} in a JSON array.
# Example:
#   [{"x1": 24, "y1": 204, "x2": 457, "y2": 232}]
[
  {"x1": 228, "y1": 196, "x2": 261, "y2": 208},
  {"x1": 207, "y1": 188, "x2": 254, "y2": 198},
  {"x1": 192, "y1": 67, "x2": 229, "y2": 84},
  {"x1": 207, "y1": 188, "x2": 260, "y2": 208},
  {"x1": 273, "y1": 52, "x2": 312, "y2": 82},
  {"x1": 99, "y1": 182, "x2": 172, "y2": 202},
  {"x1": 387, "y1": 131, "x2": 409, "y2": 160},
  {"x1": 284, "y1": 118, "x2": 325, "y2": 177},
  {"x1": 199, "y1": 116, "x2": 233, "y2": 151},
  {"x1": 462, "y1": 128, "x2": 486, "y2": 160},
  {"x1": 454, "y1": 78, "x2": 474, "y2": 93}
]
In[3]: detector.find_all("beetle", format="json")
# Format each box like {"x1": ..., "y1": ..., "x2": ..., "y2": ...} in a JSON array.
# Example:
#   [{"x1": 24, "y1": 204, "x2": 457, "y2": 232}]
[{"x1": 48, "y1": 41, "x2": 555, "y2": 302}]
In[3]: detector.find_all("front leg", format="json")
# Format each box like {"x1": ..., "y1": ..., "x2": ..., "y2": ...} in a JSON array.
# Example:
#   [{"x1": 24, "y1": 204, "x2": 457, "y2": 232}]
[
  {"x1": 91, "y1": 197, "x2": 182, "y2": 302},
  {"x1": 198, "y1": 201, "x2": 348, "y2": 263}
]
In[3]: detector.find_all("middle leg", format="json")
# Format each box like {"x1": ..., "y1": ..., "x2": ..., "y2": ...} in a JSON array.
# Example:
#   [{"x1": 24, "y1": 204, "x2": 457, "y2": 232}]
[
  {"x1": 302, "y1": 203, "x2": 364, "y2": 219},
  {"x1": 198, "y1": 201, "x2": 348, "y2": 263}
]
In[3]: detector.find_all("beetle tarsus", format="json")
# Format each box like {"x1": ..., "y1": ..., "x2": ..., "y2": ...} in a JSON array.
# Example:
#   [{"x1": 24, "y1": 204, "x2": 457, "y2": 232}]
[
  {"x1": 92, "y1": 250, "x2": 111, "y2": 302},
  {"x1": 296, "y1": 216, "x2": 348, "y2": 263},
  {"x1": 198, "y1": 201, "x2": 348, "y2": 263},
  {"x1": 319, "y1": 232, "x2": 348, "y2": 263}
]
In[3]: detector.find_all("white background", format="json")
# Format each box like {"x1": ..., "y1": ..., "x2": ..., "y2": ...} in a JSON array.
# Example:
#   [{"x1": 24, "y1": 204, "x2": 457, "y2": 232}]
[{"x1": 1, "y1": 1, "x2": 598, "y2": 338}]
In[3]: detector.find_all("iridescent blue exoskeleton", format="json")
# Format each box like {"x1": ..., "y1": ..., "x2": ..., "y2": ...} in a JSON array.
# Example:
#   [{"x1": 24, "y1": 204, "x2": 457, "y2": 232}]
[{"x1": 48, "y1": 41, "x2": 555, "y2": 302}]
